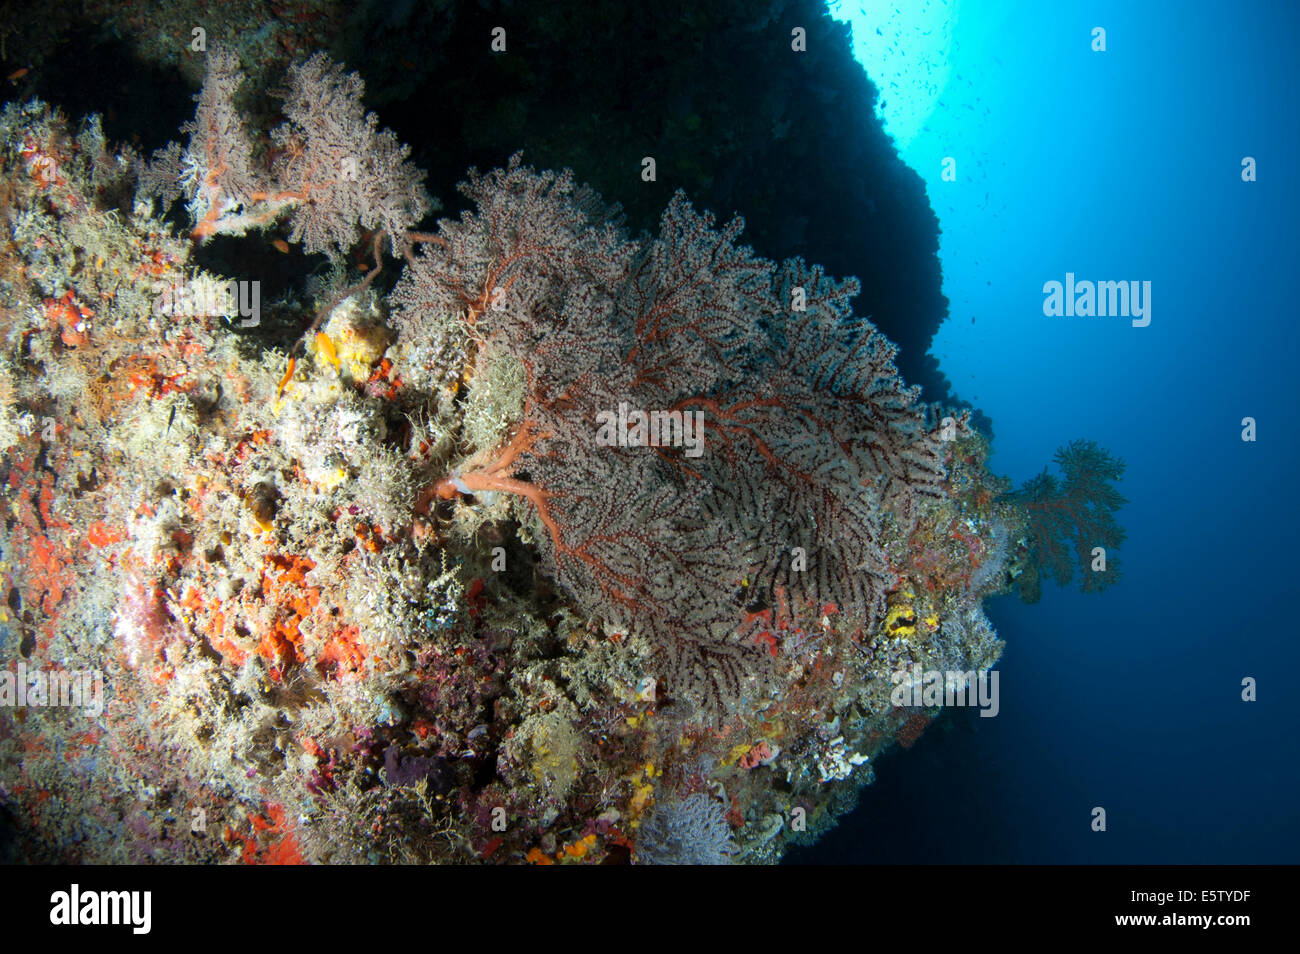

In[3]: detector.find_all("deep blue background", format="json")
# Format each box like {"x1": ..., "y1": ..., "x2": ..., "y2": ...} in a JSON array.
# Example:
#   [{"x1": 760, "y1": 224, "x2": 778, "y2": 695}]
[{"x1": 791, "y1": 0, "x2": 1298, "y2": 863}]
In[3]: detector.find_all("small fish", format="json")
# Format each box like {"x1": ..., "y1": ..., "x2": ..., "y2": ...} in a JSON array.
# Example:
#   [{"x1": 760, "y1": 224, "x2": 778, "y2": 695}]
[
  {"x1": 271, "y1": 238, "x2": 290, "y2": 254},
  {"x1": 315, "y1": 332, "x2": 340, "y2": 369},
  {"x1": 7, "y1": 67, "x2": 29, "y2": 82},
  {"x1": 276, "y1": 357, "x2": 296, "y2": 397}
]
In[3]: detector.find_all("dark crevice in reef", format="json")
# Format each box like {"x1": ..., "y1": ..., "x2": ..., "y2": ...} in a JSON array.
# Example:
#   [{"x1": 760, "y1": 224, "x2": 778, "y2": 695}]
[{"x1": 14, "y1": 26, "x2": 193, "y2": 156}]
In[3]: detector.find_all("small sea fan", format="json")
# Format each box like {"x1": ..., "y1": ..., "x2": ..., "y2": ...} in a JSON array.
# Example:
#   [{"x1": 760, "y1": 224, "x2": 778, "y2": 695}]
[
  {"x1": 967, "y1": 520, "x2": 1011, "y2": 595},
  {"x1": 1011, "y1": 439, "x2": 1127, "y2": 594},
  {"x1": 635, "y1": 793, "x2": 737, "y2": 865}
]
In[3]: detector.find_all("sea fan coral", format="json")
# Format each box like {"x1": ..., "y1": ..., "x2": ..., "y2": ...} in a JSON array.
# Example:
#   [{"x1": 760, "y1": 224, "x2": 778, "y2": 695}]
[
  {"x1": 272, "y1": 53, "x2": 433, "y2": 258},
  {"x1": 1011, "y1": 439, "x2": 1127, "y2": 595},
  {"x1": 138, "y1": 47, "x2": 432, "y2": 255},
  {"x1": 635, "y1": 793, "x2": 737, "y2": 865},
  {"x1": 397, "y1": 156, "x2": 951, "y2": 718}
]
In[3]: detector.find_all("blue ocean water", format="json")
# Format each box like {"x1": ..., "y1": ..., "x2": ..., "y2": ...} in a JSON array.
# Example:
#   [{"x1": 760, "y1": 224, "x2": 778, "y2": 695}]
[{"x1": 792, "y1": 0, "x2": 1299, "y2": 863}]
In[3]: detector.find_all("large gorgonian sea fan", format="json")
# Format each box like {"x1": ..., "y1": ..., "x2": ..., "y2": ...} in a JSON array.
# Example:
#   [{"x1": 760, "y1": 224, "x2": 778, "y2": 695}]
[{"x1": 396, "y1": 155, "x2": 954, "y2": 720}]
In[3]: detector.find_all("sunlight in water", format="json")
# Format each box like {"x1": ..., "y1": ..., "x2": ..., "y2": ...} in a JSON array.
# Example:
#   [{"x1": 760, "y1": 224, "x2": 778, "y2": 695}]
[{"x1": 827, "y1": 0, "x2": 958, "y2": 149}]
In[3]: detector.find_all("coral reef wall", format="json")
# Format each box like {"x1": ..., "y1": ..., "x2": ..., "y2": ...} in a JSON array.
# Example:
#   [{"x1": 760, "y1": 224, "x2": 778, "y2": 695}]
[{"x1": 0, "y1": 34, "x2": 1122, "y2": 865}]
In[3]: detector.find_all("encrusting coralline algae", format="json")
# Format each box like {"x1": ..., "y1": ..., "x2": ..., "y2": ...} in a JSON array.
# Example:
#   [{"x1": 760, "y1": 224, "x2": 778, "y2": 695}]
[{"x1": 0, "y1": 49, "x2": 1123, "y2": 863}]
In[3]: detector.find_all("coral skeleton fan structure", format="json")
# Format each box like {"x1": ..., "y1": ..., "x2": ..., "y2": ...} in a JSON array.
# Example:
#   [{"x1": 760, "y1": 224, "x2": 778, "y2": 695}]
[
  {"x1": 394, "y1": 158, "x2": 956, "y2": 717},
  {"x1": 139, "y1": 47, "x2": 432, "y2": 258}
]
